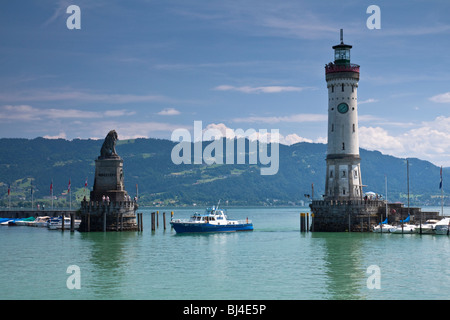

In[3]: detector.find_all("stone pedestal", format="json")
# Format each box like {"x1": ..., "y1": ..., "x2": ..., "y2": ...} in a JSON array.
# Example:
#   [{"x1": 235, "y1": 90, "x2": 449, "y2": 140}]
[
  {"x1": 78, "y1": 133, "x2": 138, "y2": 232},
  {"x1": 90, "y1": 157, "x2": 129, "y2": 202}
]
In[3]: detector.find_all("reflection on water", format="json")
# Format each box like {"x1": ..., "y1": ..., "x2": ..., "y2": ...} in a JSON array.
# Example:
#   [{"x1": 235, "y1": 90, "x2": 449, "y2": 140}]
[
  {"x1": 78, "y1": 232, "x2": 141, "y2": 299},
  {"x1": 311, "y1": 233, "x2": 368, "y2": 299},
  {"x1": 0, "y1": 207, "x2": 448, "y2": 299}
]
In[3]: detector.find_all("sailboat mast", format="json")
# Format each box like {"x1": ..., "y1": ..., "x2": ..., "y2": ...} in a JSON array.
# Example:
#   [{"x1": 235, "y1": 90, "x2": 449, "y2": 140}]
[{"x1": 385, "y1": 175, "x2": 388, "y2": 220}]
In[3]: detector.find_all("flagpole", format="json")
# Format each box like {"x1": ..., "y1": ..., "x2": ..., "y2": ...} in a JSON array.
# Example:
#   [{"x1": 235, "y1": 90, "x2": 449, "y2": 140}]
[
  {"x1": 69, "y1": 178, "x2": 72, "y2": 211},
  {"x1": 51, "y1": 180, "x2": 54, "y2": 210},
  {"x1": 441, "y1": 166, "x2": 444, "y2": 217},
  {"x1": 31, "y1": 182, "x2": 34, "y2": 210}
]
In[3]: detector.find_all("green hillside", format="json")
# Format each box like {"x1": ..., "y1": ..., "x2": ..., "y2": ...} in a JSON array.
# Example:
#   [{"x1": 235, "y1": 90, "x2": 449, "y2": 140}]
[{"x1": 0, "y1": 137, "x2": 447, "y2": 208}]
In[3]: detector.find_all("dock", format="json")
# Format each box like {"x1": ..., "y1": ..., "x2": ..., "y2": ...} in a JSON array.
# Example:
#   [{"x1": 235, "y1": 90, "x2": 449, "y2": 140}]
[{"x1": 0, "y1": 209, "x2": 78, "y2": 219}]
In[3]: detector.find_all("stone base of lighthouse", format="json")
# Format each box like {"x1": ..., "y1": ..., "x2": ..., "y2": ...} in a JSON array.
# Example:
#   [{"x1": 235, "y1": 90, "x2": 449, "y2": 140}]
[{"x1": 310, "y1": 199, "x2": 385, "y2": 232}]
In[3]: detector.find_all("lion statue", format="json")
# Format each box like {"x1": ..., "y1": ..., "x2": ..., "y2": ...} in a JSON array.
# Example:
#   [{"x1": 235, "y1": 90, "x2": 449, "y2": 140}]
[{"x1": 100, "y1": 130, "x2": 119, "y2": 158}]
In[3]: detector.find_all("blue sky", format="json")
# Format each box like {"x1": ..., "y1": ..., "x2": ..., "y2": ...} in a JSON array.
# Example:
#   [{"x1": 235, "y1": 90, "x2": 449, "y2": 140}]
[{"x1": 1, "y1": 0, "x2": 450, "y2": 166}]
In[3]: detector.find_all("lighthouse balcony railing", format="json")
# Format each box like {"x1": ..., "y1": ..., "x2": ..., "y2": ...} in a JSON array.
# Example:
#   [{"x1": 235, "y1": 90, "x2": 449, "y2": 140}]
[
  {"x1": 311, "y1": 199, "x2": 385, "y2": 207},
  {"x1": 325, "y1": 63, "x2": 360, "y2": 74}
]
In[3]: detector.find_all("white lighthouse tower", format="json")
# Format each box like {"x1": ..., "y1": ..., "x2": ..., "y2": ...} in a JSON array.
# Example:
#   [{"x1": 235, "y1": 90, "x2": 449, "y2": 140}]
[
  {"x1": 324, "y1": 29, "x2": 362, "y2": 201},
  {"x1": 309, "y1": 30, "x2": 384, "y2": 232}
]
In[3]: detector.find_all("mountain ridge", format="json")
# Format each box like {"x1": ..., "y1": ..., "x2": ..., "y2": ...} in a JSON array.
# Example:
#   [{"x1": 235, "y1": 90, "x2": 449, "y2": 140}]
[{"x1": 0, "y1": 137, "x2": 447, "y2": 207}]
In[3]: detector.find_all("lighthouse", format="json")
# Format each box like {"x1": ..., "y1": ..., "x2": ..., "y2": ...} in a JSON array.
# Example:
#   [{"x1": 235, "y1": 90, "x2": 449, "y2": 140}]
[
  {"x1": 309, "y1": 30, "x2": 384, "y2": 232},
  {"x1": 324, "y1": 29, "x2": 362, "y2": 201}
]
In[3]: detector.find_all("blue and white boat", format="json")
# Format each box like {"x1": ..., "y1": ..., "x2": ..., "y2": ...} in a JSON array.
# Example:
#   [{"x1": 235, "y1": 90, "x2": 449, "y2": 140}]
[{"x1": 170, "y1": 205, "x2": 253, "y2": 233}]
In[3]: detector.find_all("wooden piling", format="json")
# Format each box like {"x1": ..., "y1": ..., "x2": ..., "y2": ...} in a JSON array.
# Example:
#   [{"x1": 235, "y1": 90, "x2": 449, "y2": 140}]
[
  {"x1": 171, "y1": 211, "x2": 174, "y2": 229},
  {"x1": 306, "y1": 213, "x2": 309, "y2": 232},
  {"x1": 70, "y1": 213, "x2": 75, "y2": 232},
  {"x1": 151, "y1": 212, "x2": 156, "y2": 231},
  {"x1": 103, "y1": 208, "x2": 107, "y2": 232},
  {"x1": 311, "y1": 213, "x2": 314, "y2": 232},
  {"x1": 61, "y1": 215, "x2": 65, "y2": 231},
  {"x1": 157, "y1": 211, "x2": 159, "y2": 228},
  {"x1": 163, "y1": 212, "x2": 166, "y2": 230},
  {"x1": 300, "y1": 213, "x2": 305, "y2": 232}
]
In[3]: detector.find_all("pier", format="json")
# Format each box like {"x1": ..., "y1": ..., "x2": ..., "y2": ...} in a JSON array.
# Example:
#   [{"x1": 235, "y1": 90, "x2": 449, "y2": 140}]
[{"x1": 0, "y1": 209, "x2": 78, "y2": 219}]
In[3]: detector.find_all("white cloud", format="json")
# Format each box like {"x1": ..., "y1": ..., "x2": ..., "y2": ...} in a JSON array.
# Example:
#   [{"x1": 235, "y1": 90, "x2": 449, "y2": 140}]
[
  {"x1": 157, "y1": 108, "x2": 181, "y2": 116},
  {"x1": 0, "y1": 105, "x2": 135, "y2": 121},
  {"x1": 202, "y1": 123, "x2": 319, "y2": 145},
  {"x1": 429, "y1": 92, "x2": 450, "y2": 103},
  {"x1": 358, "y1": 98, "x2": 378, "y2": 104},
  {"x1": 0, "y1": 89, "x2": 170, "y2": 104},
  {"x1": 214, "y1": 85, "x2": 313, "y2": 94},
  {"x1": 43, "y1": 132, "x2": 67, "y2": 139},
  {"x1": 91, "y1": 121, "x2": 187, "y2": 140},
  {"x1": 359, "y1": 116, "x2": 450, "y2": 166},
  {"x1": 233, "y1": 113, "x2": 327, "y2": 124}
]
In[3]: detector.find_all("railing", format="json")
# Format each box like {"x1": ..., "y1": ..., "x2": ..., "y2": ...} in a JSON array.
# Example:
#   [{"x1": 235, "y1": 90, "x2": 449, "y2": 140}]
[
  {"x1": 311, "y1": 199, "x2": 385, "y2": 207},
  {"x1": 325, "y1": 63, "x2": 360, "y2": 74}
]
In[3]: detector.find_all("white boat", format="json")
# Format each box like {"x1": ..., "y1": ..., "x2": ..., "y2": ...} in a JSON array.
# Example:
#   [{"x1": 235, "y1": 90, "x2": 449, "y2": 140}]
[
  {"x1": 372, "y1": 224, "x2": 394, "y2": 233},
  {"x1": 388, "y1": 224, "x2": 416, "y2": 234},
  {"x1": 434, "y1": 218, "x2": 450, "y2": 235},
  {"x1": 414, "y1": 219, "x2": 439, "y2": 234},
  {"x1": 47, "y1": 216, "x2": 81, "y2": 230},
  {"x1": 30, "y1": 216, "x2": 51, "y2": 227}
]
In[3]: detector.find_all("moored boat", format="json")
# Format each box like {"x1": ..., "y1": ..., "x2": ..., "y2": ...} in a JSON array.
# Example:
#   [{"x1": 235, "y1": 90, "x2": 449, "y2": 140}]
[
  {"x1": 170, "y1": 205, "x2": 253, "y2": 233},
  {"x1": 414, "y1": 219, "x2": 439, "y2": 234},
  {"x1": 30, "y1": 216, "x2": 51, "y2": 227},
  {"x1": 434, "y1": 218, "x2": 450, "y2": 235},
  {"x1": 47, "y1": 216, "x2": 81, "y2": 230},
  {"x1": 373, "y1": 223, "x2": 394, "y2": 233},
  {"x1": 388, "y1": 224, "x2": 416, "y2": 234}
]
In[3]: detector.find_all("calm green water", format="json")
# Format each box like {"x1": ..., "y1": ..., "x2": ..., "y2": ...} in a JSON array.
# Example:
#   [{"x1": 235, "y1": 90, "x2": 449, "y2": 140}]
[{"x1": 0, "y1": 207, "x2": 449, "y2": 300}]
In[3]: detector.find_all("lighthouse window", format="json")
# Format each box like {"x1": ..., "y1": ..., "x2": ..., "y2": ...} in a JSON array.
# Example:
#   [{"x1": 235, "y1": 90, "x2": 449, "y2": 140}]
[
  {"x1": 353, "y1": 124, "x2": 355, "y2": 132},
  {"x1": 352, "y1": 85, "x2": 354, "y2": 93},
  {"x1": 342, "y1": 84, "x2": 345, "y2": 92},
  {"x1": 343, "y1": 188, "x2": 346, "y2": 195},
  {"x1": 331, "y1": 85, "x2": 334, "y2": 93},
  {"x1": 342, "y1": 142, "x2": 345, "y2": 150},
  {"x1": 342, "y1": 170, "x2": 346, "y2": 177},
  {"x1": 331, "y1": 124, "x2": 334, "y2": 132}
]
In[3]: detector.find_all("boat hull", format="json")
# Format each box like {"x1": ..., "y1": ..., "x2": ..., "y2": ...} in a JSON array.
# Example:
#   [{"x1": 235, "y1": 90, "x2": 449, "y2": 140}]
[{"x1": 171, "y1": 222, "x2": 253, "y2": 233}]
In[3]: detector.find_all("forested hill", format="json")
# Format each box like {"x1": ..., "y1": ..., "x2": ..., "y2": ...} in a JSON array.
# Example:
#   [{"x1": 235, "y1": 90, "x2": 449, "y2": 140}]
[{"x1": 0, "y1": 137, "x2": 447, "y2": 207}]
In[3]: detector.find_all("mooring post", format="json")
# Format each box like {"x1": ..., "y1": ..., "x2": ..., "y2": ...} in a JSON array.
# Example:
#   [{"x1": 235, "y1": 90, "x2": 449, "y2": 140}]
[
  {"x1": 306, "y1": 212, "x2": 309, "y2": 232},
  {"x1": 163, "y1": 212, "x2": 166, "y2": 230},
  {"x1": 70, "y1": 212, "x2": 74, "y2": 232},
  {"x1": 140, "y1": 213, "x2": 144, "y2": 232},
  {"x1": 151, "y1": 212, "x2": 155, "y2": 231},
  {"x1": 157, "y1": 211, "x2": 159, "y2": 228},
  {"x1": 61, "y1": 215, "x2": 65, "y2": 232},
  {"x1": 311, "y1": 213, "x2": 314, "y2": 232},
  {"x1": 300, "y1": 213, "x2": 305, "y2": 232}
]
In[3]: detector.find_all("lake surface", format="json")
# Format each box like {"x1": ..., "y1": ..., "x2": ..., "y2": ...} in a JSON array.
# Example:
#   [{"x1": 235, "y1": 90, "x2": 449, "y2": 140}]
[{"x1": 0, "y1": 207, "x2": 449, "y2": 300}]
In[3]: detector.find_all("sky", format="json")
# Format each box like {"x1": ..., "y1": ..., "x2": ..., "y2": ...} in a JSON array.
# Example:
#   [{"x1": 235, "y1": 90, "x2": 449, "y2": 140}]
[{"x1": 1, "y1": 0, "x2": 450, "y2": 166}]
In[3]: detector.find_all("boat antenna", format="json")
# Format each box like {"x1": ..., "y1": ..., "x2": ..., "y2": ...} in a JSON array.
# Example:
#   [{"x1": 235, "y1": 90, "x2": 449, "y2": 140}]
[{"x1": 216, "y1": 199, "x2": 221, "y2": 210}]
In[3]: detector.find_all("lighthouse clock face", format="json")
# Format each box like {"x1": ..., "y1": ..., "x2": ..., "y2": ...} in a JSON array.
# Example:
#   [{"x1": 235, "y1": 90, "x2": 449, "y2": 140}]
[{"x1": 337, "y1": 103, "x2": 349, "y2": 114}]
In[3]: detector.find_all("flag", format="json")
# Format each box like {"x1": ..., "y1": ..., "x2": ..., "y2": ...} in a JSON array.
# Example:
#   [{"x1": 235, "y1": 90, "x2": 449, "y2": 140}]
[
  {"x1": 84, "y1": 177, "x2": 88, "y2": 188},
  {"x1": 440, "y1": 166, "x2": 443, "y2": 189},
  {"x1": 50, "y1": 180, "x2": 53, "y2": 195},
  {"x1": 8, "y1": 184, "x2": 10, "y2": 196},
  {"x1": 68, "y1": 179, "x2": 71, "y2": 192}
]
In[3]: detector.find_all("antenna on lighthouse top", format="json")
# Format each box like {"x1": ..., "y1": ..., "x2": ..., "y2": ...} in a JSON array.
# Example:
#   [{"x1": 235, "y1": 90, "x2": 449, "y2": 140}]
[{"x1": 340, "y1": 29, "x2": 344, "y2": 44}]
